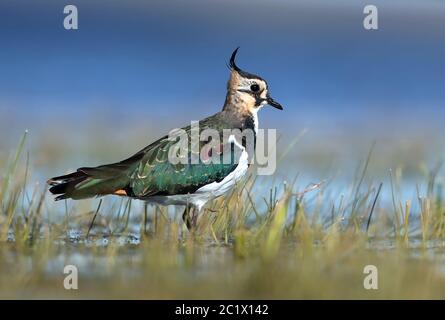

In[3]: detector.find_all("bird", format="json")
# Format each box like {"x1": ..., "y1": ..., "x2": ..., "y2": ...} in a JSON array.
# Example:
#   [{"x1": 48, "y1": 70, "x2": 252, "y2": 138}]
[{"x1": 47, "y1": 48, "x2": 283, "y2": 229}]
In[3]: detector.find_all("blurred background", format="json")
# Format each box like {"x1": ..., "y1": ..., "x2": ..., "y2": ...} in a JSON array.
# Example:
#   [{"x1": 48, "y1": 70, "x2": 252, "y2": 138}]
[{"x1": 0, "y1": 0, "x2": 444, "y2": 184}]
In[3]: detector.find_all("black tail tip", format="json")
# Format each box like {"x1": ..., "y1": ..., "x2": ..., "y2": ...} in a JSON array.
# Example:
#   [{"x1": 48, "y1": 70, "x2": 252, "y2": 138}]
[{"x1": 47, "y1": 170, "x2": 88, "y2": 199}]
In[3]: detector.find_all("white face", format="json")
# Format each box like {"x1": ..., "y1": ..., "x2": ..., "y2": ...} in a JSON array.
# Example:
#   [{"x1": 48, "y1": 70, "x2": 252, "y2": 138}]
[{"x1": 235, "y1": 77, "x2": 269, "y2": 109}]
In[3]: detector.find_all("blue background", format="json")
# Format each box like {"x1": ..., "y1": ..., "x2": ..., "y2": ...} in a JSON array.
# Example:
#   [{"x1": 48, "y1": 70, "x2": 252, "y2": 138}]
[
  {"x1": 1, "y1": 0, "x2": 444, "y2": 127},
  {"x1": 0, "y1": 0, "x2": 444, "y2": 203}
]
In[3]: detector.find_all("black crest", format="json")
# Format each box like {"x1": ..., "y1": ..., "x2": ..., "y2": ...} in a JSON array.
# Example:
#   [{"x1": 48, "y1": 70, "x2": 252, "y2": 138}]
[
  {"x1": 229, "y1": 47, "x2": 241, "y2": 72},
  {"x1": 228, "y1": 47, "x2": 263, "y2": 81}
]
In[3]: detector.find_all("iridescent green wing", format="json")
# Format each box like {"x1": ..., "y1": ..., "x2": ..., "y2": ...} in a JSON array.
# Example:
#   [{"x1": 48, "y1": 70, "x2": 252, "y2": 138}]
[{"x1": 129, "y1": 118, "x2": 240, "y2": 197}]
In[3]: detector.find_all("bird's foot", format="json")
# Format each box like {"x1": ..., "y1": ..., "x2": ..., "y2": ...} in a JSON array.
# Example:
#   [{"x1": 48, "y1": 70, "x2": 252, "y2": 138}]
[{"x1": 182, "y1": 205, "x2": 198, "y2": 231}]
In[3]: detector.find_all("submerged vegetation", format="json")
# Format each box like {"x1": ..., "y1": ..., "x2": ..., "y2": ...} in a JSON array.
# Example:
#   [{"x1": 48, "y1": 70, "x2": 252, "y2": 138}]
[{"x1": 1, "y1": 131, "x2": 445, "y2": 299}]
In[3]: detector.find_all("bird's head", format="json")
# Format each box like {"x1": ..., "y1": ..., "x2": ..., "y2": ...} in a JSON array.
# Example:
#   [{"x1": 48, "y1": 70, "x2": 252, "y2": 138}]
[{"x1": 224, "y1": 47, "x2": 283, "y2": 114}]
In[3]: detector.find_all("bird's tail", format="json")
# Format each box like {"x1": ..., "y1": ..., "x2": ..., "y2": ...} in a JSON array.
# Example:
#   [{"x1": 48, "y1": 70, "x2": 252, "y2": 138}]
[{"x1": 47, "y1": 159, "x2": 139, "y2": 201}]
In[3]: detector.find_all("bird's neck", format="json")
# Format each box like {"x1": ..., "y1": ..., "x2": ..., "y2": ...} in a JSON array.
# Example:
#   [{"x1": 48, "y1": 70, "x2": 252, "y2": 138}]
[
  {"x1": 222, "y1": 90, "x2": 259, "y2": 133},
  {"x1": 223, "y1": 90, "x2": 255, "y2": 111}
]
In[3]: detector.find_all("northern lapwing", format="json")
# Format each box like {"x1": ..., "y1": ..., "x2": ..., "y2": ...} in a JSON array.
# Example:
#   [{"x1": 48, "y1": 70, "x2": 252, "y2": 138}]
[{"x1": 47, "y1": 48, "x2": 283, "y2": 229}]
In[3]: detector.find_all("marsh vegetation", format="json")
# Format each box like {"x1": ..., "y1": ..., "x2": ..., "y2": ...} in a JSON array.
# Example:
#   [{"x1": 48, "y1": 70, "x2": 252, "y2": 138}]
[{"x1": 1, "y1": 130, "x2": 445, "y2": 299}]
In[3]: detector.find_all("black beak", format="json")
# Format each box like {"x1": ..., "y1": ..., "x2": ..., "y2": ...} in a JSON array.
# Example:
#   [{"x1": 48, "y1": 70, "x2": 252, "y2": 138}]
[{"x1": 267, "y1": 95, "x2": 283, "y2": 110}]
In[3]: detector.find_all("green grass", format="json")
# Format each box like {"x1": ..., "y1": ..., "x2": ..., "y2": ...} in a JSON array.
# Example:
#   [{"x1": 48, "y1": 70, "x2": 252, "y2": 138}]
[{"x1": 1, "y1": 132, "x2": 445, "y2": 299}]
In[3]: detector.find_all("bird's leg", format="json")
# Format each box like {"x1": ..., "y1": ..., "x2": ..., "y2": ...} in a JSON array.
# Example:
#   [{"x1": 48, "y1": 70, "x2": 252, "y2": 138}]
[
  {"x1": 182, "y1": 204, "x2": 203, "y2": 231},
  {"x1": 182, "y1": 204, "x2": 194, "y2": 230},
  {"x1": 190, "y1": 208, "x2": 199, "y2": 229}
]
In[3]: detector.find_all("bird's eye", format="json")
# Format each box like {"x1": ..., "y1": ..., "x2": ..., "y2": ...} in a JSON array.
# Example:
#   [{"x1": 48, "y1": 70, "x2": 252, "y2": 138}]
[{"x1": 250, "y1": 84, "x2": 260, "y2": 92}]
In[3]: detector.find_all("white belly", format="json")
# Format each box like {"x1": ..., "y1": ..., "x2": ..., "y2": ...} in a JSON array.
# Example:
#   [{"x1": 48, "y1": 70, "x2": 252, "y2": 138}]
[
  {"x1": 147, "y1": 135, "x2": 249, "y2": 211},
  {"x1": 195, "y1": 146, "x2": 249, "y2": 197}
]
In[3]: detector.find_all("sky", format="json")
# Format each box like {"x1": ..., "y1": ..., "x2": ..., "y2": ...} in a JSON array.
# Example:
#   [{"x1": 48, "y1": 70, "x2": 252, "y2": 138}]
[{"x1": 0, "y1": 0, "x2": 444, "y2": 136}]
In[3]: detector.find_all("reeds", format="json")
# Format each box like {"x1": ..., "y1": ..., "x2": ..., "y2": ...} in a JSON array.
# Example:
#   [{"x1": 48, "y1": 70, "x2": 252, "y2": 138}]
[{"x1": 1, "y1": 132, "x2": 445, "y2": 299}]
